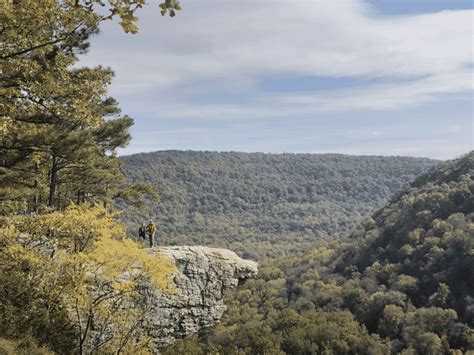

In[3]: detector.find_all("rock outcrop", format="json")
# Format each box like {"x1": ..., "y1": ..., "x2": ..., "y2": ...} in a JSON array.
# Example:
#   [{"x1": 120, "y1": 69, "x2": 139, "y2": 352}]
[{"x1": 139, "y1": 246, "x2": 258, "y2": 350}]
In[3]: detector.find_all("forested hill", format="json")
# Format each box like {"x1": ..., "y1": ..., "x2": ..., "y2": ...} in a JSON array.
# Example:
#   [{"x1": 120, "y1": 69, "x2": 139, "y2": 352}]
[
  {"x1": 163, "y1": 152, "x2": 473, "y2": 354},
  {"x1": 120, "y1": 151, "x2": 436, "y2": 258}
]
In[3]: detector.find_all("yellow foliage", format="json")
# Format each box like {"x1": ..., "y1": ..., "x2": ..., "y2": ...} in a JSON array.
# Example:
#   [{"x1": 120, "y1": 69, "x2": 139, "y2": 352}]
[
  {"x1": 82, "y1": 235, "x2": 176, "y2": 293},
  {"x1": 11, "y1": 203, "x2": 125, "y2": 252},
  {"x1": 0, "y1": 204, "x2": 176, "y2": 353},
  {"x1": 0, "y1": 337, "x2": 54, "y2": 355}
]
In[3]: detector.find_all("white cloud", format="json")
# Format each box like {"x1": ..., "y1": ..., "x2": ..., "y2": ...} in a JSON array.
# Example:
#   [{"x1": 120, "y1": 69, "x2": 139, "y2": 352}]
[{"x1": 79, "y1": 0, "x2": 473, "y2": 118}]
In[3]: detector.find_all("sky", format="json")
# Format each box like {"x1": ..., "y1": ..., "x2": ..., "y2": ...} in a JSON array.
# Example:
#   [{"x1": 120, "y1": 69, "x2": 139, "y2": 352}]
[{"x1": 80, "y1": 0, "x2": 474, "y2": 159}]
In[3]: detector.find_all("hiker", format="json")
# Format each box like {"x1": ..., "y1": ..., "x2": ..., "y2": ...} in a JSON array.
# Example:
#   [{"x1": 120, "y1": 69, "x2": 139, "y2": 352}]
[
  {"x1": 146, "y1": 219, "x2": 156, "y2": 247},
  {"x1": 138, "y1": 223, "x2": 146, "y2": 241}
]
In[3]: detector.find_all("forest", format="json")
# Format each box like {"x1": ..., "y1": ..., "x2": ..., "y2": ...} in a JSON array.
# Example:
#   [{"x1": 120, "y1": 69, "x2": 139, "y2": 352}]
[
  {"x1": 163, "y1": 152, "x2": 474, "y2": 354},
  {"x1": 120, "y1": 151, "x2": 435, "y2": 258},
  {"x1": 1, "y1": 0, "x2": 472, "y2": 354}
]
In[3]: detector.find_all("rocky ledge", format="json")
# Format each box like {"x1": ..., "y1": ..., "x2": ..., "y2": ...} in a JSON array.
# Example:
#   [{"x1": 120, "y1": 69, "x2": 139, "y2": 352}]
[{"x1": 140, "y1": 246, "x2": 258, "y2": 350}]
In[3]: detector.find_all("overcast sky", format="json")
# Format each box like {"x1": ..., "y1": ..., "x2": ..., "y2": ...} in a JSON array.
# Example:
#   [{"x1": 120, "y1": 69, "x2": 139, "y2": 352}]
[{"x1": 80, "y1": 0, "x2": 473, "y2": 159}]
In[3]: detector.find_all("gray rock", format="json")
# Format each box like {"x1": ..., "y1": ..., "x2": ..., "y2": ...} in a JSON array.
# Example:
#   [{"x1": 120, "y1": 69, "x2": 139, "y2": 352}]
[{"x1": 138, "y1": 246, "x2": 258, "y2": 350}]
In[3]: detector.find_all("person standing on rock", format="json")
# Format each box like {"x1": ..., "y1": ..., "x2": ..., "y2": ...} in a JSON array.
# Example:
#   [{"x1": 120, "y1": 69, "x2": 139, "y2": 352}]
[{"x1": 146, "y1": 219, "x2": 156, "y2": 248}]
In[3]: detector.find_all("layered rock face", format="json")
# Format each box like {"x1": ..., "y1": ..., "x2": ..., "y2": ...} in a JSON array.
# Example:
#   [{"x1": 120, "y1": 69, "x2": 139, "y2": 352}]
[{"x1": 140, "y1": 246, "x2": 258, "y2": 350}]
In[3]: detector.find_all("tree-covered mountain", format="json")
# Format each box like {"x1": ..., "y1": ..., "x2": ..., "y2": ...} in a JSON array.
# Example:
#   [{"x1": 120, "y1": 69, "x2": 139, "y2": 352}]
[
  {"x1": 120, "y1": 151, "x2": 436, "y2": 258},
  {"x1": 163, "y1": 151, "x2": 473, "y2": 354}
]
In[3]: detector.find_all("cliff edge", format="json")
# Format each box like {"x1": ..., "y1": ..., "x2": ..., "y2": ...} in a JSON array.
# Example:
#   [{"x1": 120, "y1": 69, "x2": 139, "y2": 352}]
[{"x1": 138, "y1": 246, "x2": 258, "y2": 350}]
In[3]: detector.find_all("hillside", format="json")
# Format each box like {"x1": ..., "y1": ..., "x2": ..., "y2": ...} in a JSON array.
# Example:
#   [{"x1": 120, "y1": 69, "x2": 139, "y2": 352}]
[
  {"x1": 120, "y1": 151, "x2": 436, "y2": 258},
  {"x1": 163, "y1": 152, "x2": 473, "y2": 354}
]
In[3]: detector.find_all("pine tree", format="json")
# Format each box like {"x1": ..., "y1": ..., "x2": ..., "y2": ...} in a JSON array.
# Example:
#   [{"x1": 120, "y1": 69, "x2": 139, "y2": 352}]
[{"x1": 0, "y1": 1, "x2": 157, "y2": 213}]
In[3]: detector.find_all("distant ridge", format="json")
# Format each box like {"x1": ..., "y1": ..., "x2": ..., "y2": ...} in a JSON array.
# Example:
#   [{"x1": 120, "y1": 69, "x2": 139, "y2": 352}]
[
  {"x1": 122, "y1": 149, "x2": 437, "y2": 160},
  {"x1": 119, "y1": 151, "x2": 437, "y2": 258}
]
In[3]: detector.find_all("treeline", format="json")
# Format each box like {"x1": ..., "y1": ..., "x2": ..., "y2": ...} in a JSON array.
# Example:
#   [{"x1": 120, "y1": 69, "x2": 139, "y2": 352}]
[
  {"x1": 163, "y1": 152, "x2": 474, "y2": 354},
  {"x1": 120, "y1": 151, "x2": 436, "y2": 258}
]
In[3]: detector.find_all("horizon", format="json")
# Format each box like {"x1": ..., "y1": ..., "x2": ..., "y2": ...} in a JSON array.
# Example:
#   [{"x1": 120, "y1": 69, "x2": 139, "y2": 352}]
[
  {"x1": 81, "y1": 0, "x2": 473, "y2": 160},
  {"x1": 118, "y1": 148, "x2": 449, "y2": 161}
]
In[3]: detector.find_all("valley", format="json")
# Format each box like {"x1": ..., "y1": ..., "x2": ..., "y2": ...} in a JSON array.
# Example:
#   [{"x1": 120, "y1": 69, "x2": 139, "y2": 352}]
[{"x1": 120, "y1": 151, "x2": 436, "y2": 259}]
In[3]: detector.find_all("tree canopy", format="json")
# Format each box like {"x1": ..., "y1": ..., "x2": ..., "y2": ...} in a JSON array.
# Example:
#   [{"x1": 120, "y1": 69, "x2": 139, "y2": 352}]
[
  {"x1": 120, "y1": 151, "x2": 436, "y2": 258},
  {"x1": 163, "y1": 152, "x2": 473, "y2": 354}
]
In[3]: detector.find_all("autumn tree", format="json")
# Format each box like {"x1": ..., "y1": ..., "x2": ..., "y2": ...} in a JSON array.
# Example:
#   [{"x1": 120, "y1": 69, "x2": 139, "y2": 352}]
[{"x1": 0, "y1": 204, "x2": 176, "y2": 353}]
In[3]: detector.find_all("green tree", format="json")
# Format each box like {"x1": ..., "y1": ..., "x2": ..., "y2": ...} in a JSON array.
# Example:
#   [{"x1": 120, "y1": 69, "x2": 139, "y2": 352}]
[
  {"x1": 379, "y1": 305, "x2": 404, "y2": 338},
  {"x1": 0, "y1": 0, "x2": 158, "y2": 213}
]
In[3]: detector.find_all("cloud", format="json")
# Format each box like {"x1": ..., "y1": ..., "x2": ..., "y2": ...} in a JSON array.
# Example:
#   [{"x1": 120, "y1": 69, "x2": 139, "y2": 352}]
[
  {"x1": 112, "y1": 69, "x2": 470, "y2": 121},
  {"x1": 79, "y1": 0, "x2": 473, "y2": 119}
]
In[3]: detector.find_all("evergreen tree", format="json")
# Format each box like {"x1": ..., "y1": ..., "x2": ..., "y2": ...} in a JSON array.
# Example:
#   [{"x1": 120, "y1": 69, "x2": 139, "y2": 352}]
[{"x1": 0, "y1": 0, "x2": 158, "y2": 213}]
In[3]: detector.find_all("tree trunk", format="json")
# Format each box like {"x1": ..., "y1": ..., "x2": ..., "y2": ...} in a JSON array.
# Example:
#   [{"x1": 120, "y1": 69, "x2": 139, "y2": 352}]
[
  {"x1": 48, "y1": 154, "x2": 58, "y2": 207},
  {"x1": 32, "y1": 179, "x2": 38, "y2": 212},
  {"x1": 32, "y1": 162, "x2": 40, "y2": 212}
]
